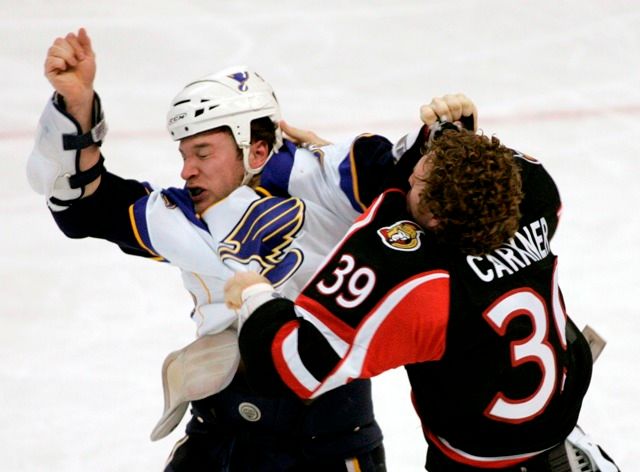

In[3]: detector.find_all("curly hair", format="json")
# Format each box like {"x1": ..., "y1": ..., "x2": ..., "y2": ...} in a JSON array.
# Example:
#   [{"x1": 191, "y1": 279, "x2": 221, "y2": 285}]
[{"x1": 419, "y1": 129, "x2": 523, "y2": 255}]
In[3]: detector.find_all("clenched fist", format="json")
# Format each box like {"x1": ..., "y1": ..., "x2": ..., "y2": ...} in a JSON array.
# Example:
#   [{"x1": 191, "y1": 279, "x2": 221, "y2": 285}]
[
  {"x1": 45, "y1": 28, "x2": 96, "y2": 112},
  {"x1": 420, "y1": 93, "x2": 477, "y2": 132}
]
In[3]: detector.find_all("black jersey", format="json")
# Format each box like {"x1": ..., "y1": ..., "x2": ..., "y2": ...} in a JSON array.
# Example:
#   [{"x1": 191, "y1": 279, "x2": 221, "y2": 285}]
[{"x1": 239, "y1": 151, "x2": 593, "y2": 468}]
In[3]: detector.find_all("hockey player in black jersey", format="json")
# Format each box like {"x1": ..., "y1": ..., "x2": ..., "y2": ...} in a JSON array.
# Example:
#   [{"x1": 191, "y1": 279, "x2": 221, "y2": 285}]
[{"x1": 225, "y1": 126, "x2": 620, "y2": 471}]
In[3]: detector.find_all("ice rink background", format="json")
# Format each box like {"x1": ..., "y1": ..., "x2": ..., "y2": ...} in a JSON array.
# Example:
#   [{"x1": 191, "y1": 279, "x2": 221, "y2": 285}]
[{"x1": 1, "y1": 1, "x2": 639, "y2": 470}]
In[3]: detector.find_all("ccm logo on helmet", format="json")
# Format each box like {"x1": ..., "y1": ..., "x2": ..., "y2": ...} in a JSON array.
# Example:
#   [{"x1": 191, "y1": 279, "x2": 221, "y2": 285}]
[{"x1": 168, "y1": 113, "x2": 187, "y2": 125}]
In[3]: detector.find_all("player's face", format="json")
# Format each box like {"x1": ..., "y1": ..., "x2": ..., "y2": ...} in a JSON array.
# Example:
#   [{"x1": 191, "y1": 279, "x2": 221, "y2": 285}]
[
  {"x1": 179, "y1": 130, "x2": 244, "y2": 214},
  {"x1": 407, "y1": 153, "x2": 439, "y2": 229}
]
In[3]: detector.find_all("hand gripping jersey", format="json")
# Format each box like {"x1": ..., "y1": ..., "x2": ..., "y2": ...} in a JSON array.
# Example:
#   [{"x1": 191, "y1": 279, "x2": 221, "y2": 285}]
[
  {"x1": 130, "y1": 184, "x2": 360, "y2": 335},
  {"x1": 238, "y1": 151, "x2": 594, "y2": 468}
]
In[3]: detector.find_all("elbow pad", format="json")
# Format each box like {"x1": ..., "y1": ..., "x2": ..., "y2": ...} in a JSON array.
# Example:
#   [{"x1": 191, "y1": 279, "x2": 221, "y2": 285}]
[{"x1": 26, "y1": 93, "x2": 107, "y2": 212}]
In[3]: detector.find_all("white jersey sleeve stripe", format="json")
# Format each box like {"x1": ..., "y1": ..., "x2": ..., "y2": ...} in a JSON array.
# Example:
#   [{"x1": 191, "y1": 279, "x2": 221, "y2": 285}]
[{"x1": 129, "y1": 199, "x2": 163, "y2": 259}]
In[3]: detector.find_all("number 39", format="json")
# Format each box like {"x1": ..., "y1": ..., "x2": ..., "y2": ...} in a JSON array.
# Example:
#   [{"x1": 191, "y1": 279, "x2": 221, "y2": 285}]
[
  {"x1": 483, "y1": 266, "x2": 567, "y2": 423},
  {"x1": 316, "y1": 254, "x2": 376, "y2": 308}
]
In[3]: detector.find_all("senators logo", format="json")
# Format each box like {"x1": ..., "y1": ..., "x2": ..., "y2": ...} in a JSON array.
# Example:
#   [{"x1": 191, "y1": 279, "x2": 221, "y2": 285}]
[{"x1": 377, "y1": 220, "x2": 424, "y2": 251}]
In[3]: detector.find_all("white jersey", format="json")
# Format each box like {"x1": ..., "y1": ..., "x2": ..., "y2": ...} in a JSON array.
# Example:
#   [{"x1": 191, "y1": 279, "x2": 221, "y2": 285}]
[
  {"x1": 27, "y1": 96, "x2": 405, "y2": 337},
  {"x1": 129, "y1": 138, "x2": 391, "y2": 336}
]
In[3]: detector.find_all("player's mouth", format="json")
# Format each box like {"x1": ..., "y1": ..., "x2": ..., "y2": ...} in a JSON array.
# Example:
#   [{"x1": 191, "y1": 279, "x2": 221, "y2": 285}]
[
  {"x1": 187, "y1": 187, "x2": 209, "y2": 209},
  {"x1": 188, "y1": 187, "x2": 204, "y2": 198}
]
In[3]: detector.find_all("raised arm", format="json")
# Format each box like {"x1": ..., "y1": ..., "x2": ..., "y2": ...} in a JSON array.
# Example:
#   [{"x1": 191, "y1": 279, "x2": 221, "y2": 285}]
[
  {"x1": 28, "y1": 28, "x2": 106, "y2": 210},
  {"x1": 279, "y1": 94, "x2": 477, "y2": 147},
  {"x1": 265, "y1": 94, "x2": 478, "y2": 212},
  {"x1": 27, "y1": 29, "x2": 157, "y2": 257}
]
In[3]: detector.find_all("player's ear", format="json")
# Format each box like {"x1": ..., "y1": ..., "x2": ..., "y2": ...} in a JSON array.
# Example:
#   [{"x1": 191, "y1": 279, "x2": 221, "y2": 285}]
[
  {"x1": 425, "y1": 217, "x2": 440, "y2": 229},
  {"x1": 248, "y1": 139, "x2": 269, "y2": 170}
]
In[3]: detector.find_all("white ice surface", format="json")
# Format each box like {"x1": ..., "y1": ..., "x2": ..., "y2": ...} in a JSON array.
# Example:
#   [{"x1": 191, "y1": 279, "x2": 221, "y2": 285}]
[{"x1": 1, "y1": 1, "x2": 638, "y2": 470}]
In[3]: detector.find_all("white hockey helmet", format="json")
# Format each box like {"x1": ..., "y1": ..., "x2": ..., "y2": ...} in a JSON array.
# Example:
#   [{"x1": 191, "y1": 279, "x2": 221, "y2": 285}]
[{"x1": 167, "y1": 66, "x2": 283, "y2": 181}]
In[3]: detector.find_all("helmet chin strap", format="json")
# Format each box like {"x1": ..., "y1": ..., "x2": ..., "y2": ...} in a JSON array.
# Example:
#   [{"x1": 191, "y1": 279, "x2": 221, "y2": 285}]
[{"x1": 241, "y1": 145, "x2": 274, "y2": 185}]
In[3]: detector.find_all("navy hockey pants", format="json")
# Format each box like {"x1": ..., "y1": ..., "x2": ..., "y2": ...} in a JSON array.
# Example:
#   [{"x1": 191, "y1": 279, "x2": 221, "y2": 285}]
[{"x1": 164, "y1": 377, "x2": 386, "y2": 472}]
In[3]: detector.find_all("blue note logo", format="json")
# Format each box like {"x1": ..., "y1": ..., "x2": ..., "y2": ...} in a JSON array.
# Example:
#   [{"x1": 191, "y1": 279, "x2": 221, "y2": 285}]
[
  {"x1": 228, "y1": 71, "x2": 250, "y2": 92},
  {"x1": 219, "y1": 197, "x2": 305, "y2": 286}
]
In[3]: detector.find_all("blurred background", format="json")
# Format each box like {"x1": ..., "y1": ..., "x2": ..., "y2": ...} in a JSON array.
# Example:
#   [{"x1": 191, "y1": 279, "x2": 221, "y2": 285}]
[{"x1": 1, "y1": 1, "x2": 638, "y2": 470}]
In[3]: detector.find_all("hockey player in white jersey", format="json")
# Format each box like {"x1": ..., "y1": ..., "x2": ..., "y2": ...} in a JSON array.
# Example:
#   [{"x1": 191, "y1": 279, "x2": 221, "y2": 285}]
[{"x1": 27, "y1": 28, "x2": 474, "y2": 471}]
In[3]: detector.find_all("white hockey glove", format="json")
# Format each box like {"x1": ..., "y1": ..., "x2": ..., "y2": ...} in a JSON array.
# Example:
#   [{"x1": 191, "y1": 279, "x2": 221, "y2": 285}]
[
  {"x1": 150, "y1": 329, "x2": 240, "y2": 441},
  {"x1": 26, "y1": 92, "x2": 107, "y2": 211}
]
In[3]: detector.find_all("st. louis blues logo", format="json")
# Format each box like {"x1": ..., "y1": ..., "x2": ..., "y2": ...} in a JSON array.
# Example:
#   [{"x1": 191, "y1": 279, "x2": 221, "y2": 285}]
[
  {"x1": 377, "y1": 220, "x2": 424, "y2": 251},
  {"x1": 219, "y1": 197, "x2": 305, "y2": 286},
  {"x1": 228, "y1": 71, "x2": 250, "y2": 92}
]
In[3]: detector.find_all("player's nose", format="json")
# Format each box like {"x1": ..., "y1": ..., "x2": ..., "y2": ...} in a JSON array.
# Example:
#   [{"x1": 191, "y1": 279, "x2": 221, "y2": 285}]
[{"x1": 180, "y1": 156, "x2": 198, "y2": 181}]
